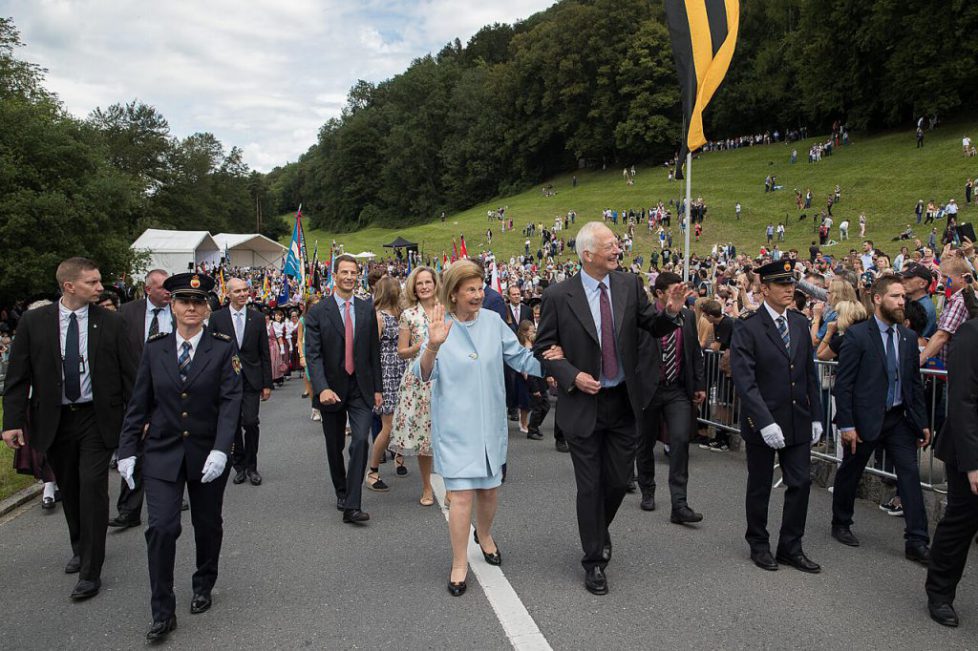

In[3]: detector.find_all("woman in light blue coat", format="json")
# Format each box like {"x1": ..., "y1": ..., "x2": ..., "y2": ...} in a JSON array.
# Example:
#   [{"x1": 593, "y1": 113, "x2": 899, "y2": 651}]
[{"x1": 416, "y1": 260, "x2": 562, "y2": 596}]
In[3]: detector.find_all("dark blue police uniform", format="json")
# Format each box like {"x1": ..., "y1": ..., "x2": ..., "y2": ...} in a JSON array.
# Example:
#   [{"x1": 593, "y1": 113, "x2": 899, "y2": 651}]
[
  {"x1": 730, "y1": 260, "x2": 822, "y2": 571},
  {"x1": 118, "y1": 273, "x2": 242, "y2": 639}
]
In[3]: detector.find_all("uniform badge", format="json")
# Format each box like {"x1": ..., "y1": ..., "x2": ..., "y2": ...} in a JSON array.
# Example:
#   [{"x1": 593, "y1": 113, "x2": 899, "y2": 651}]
[
  {"x1": 190, "y1": 275, "x2": 201, "y2": 289},
  {"x1": 232, "y1": 355, "x2": 242, "y2": 375},
  {"x1": 783, "y1": 262, "x2": 791, "y2": 272}
]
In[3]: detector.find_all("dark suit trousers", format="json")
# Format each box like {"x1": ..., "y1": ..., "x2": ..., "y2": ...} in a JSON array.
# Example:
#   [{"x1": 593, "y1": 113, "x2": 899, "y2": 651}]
[
  {"x1": 232, "y1": 390, "x2": 262, "y2": 471},
  {"x1": 527, "y1": 394, "x2": 550, "y2": 434},
  {"x1": 46, "y1": 406, "x2": 113, "y2": 582},
  {"x1": 117, "y1": 446, "x2": 144, "y2": 521},
  {"x1": 926, "y1": 465, "x2": 978, "y2": 604},
  {"x1": 744, "y1": 440, "x2": 811, "y2": 555},
  {"x1": 636, "y1": 384, "x2": 693, "y2": 509},
  {"x1": 831, "y1": 409, "x2": 929, "y2": 543},
  {"x1": 144, "y1": 465, "x2": 230, "y2": 621},
  {"x1": 565, "y1": 384, "x2": 638, "y2": 570},
  {"x1": 319, "y1": 378, "x2": 372, "y2": 511}
]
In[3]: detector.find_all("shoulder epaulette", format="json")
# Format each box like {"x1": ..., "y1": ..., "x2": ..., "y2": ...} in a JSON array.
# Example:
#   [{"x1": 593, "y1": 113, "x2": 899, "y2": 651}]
[
  {"x1": 147, "y1": 332, "x2": 168, "y2": 343},
  {"x1": 739, "y1": 309, "x2": 757, "y2": 320},
  {"x1": 212, "y1": 331, "x2": 232, "y2": 342}
]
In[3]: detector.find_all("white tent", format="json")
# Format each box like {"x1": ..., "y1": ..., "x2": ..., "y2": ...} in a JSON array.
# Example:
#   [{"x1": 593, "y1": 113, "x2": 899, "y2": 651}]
[
  {"x1": 214, "y1": 233, "x2": 287, "y2": 268},
  {"x1": 130, "y1": 229, "x2": 221, "y2": 278},
  {"x1": 352, "y1": 251, "x2": 376, "y2": 260}
]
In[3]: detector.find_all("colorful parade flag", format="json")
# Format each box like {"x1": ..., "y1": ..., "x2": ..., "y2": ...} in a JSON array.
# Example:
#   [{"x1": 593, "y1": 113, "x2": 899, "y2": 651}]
[{"x1": 459, "y1": 235, "x2": 468, "y2": 259}]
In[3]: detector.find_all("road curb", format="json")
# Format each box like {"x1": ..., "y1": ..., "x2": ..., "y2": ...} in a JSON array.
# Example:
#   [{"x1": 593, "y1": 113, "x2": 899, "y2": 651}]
[{"x1": 0, "y1": 482, "x2": 42, "y2": 516}]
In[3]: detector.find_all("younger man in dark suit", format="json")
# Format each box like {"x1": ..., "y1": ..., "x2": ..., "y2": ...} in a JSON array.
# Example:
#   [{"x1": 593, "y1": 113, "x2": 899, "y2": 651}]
[
  {"x1": 2, "y1": 257, "x2": 136, "y2": 600},
  {"x1": 730, "y1": 259, "x2": 822, "y2": 574},
  {"x1": 304, "y1": 255, "x2": 383, "y2": 524},
  {"x1": 831, "y1": 276, "x2": 931, "y2": 564}
]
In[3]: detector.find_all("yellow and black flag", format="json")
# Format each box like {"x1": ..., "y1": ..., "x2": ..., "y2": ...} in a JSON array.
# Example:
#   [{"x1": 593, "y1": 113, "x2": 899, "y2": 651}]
[{"x1": 664, "y1": 0, "x2": 739, "y2": 165}]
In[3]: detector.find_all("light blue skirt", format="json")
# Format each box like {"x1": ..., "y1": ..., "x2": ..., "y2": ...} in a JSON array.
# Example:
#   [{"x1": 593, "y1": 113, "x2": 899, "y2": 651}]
[{"x1": 442, "y1": 455, "x2": 502, "y2": 491}]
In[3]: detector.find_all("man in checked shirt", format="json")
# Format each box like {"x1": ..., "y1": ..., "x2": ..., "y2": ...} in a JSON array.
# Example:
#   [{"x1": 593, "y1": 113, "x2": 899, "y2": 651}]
[{"x1": 919, "y1": 256, "x2": 975, "y2": 368}]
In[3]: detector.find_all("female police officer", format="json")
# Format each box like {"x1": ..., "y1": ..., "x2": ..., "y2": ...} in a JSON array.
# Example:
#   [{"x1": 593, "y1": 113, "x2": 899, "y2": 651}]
[{"x1": 117, "y1": 273, "x2": 242, "y2": 642}]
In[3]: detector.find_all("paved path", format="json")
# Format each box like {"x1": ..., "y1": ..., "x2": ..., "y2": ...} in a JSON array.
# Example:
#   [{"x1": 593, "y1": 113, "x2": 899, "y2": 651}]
[{"x1": 1, "y1": 385, "x2": 974, "y2": 649}]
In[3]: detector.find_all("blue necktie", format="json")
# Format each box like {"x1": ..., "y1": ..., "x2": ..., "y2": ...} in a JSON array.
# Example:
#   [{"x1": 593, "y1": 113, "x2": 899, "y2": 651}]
[
  {"x1": 178, "y1": 341, "x2": 192, "y2": 383},
  {"x1": 64, "y1": 313, "x2": 81, "y2": 401},
  {"x1": 885, "y1": 326, "x2": 898, "y2": 409},
  {"x1": 776, "y1": 316, "x2": 790, "y2": 350}
]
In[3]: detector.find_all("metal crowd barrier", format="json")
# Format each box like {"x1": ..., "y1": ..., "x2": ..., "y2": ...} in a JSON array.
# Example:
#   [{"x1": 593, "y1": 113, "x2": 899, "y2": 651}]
[{"x1": 697, "y1": 350, "x2": 948, "y2": 493}]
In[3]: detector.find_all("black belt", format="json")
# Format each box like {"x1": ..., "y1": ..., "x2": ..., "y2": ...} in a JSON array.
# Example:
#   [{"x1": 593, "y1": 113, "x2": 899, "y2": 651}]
[{"x1": 62, "y1": 402, "x2": 94, "y2": 411}]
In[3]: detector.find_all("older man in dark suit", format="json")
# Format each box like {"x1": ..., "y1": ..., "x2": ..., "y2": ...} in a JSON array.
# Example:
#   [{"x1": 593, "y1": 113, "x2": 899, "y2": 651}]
[
  {"x1": 110, "y1": 268, "x2": 171, "y2": 528},
  {"x1": 304, "y1": 254, "x2": 382, "y2": 524},
  {"x1": 731, "y1": 259, "x2": 822, "y2": 574},
  {"x1": 2, "y1": 257, "x2": 136, "y2": 600},
  {"x1": 534, "y1": 221, "x2": 684, "y2": 595},
  {"x1": 831, "y1": 276, "x2": 931, "y2": 564},
  {"x1": 209, "y1": 277, "x2": 272, "y2": 486},
  {"x1": 925, "y1": 318, "x2": 978, "y2": 627}
]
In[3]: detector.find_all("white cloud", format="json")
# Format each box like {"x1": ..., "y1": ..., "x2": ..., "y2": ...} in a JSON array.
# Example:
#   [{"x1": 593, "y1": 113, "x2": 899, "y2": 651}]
[{"x1": 6, "y1": 0, "x2": 555, "y2": 171}]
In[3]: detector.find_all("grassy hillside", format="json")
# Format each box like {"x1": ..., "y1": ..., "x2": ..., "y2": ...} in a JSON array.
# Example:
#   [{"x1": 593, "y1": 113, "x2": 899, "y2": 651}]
[{"x1": 291, "y1": 117, "x2": 978, "y2": 263}]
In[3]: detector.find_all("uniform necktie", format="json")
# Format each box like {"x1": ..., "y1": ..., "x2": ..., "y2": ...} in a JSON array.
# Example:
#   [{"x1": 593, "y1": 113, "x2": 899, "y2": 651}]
[
  {"x1": 178, "y1": 341, "x2": 192, "y2": 383},
  {"x1": 234, "y1": 311, "x2": 244, "y2": 348},
  {"x1": 662, "y1": 330, "x2": 678, "y2": 383},
  {"x1": 597, "y1": 282, "x2": 618, "y2": 379},
  {"x1": 149, "y1": 308, "x2": 162, "y2": 338},
  {"x1": 885, "y1": 326, "x2": 898, "y2": 409},
  {"x1": 776, "y1": 315, "x2": 790, "y2": 350},
  {"x1": 64, "y1": 313, "x2": 81, "y2": 401},
  {"x1": 344, "y1": 299, "x2": 355, "y2": 375}
]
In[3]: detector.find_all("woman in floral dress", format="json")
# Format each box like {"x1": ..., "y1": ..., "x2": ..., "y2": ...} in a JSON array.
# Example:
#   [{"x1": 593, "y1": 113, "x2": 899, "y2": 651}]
[
  {"x1": 390, "y1": 266, "x2": 441, "y2": 505},
  {"x1": 367, "y1": 277, "x2": 408, "y2": 491},
  {"x1": 266, "y1": 310, "x2": 285, "y2": 387}
]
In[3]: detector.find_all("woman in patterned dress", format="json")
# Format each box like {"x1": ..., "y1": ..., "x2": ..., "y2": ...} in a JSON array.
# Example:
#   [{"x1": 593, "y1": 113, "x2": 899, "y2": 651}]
[
  {"x1": 367, "y1": 277, "x2": 407, "y2": 491},
  {"x1": 390, "y1": 266, "x2": 441, "y2": 505}
]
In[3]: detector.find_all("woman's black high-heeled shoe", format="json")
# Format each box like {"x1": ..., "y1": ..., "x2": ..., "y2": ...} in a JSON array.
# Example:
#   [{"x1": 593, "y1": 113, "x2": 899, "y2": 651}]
[
  {"x1": 448, "y1": 571, "x2": 467, "y2": 596},
  {"x1": 473, "y1": 530, "x2": 501, "y2": 566}
]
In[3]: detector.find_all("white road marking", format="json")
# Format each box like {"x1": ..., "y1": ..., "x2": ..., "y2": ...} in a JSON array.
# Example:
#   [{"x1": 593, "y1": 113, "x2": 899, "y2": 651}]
[{"x1": 430, "y1": 474, "x2": 553, "y2": 651}]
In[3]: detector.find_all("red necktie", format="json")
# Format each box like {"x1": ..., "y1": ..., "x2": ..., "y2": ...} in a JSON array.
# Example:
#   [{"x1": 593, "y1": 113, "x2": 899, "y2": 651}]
[{"x1": 344, "y1": 299, "x2": 354, "y2": 375}]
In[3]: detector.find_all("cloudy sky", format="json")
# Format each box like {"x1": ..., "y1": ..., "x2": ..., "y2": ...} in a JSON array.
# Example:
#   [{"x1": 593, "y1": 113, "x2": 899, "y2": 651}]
[{"x1": 5, "y1": 0, "x2": 556, "y2": 171}]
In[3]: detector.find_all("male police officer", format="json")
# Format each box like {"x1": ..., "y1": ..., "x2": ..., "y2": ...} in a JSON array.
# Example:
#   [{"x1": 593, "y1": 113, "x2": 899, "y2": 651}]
[
  {"x1": 118, "y1": 273, "x2": 242, "y2": 642},
  {"x1": 731, "y1": 260, "x2": 823, "y2": 573}
]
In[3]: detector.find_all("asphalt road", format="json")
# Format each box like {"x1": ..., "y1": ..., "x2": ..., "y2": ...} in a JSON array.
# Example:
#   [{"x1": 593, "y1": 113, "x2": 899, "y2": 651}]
[{"x1": 1, "y1": 383, "x2": 974, "y2": 650}]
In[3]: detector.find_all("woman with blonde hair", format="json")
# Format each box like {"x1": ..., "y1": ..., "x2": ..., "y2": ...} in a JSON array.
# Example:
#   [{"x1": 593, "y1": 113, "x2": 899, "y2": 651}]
[
  {"x1": 390, "y1": 266, "x2": 441, "y2": 504},
  {"x1": 416, "y1": 260, "x2": 561, "y2": 595},
  {"x1": 812, "y1": 277, "x2": 857, "y2": 345},
  {"x1": 817, "y1": 300, "x2": 868, "y2": 361},
  {"x1": 366, "y1": 277, "x2": 408, "y2": 491}
]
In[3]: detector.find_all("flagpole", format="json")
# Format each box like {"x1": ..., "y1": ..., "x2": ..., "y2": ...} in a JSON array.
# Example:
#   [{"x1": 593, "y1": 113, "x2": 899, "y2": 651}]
[{"x1": 683, "y1": 151, "x2": 692, "y2": 283}]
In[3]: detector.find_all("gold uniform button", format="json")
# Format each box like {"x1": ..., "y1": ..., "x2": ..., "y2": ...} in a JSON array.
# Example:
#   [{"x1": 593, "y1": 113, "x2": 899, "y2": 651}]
[
  {"x1": 181, "y1": 412, "x2": 188, "y2": 418},
  {"x1": 181, "y1": 393, "x2": 188, "y2": 399},
  {"x1": 182, "y1": 431, "x2": 190, "y2": 438}
]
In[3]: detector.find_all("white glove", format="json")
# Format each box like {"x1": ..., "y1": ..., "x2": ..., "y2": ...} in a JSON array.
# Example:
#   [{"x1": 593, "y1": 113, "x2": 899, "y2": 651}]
[
  {"x1": 117, "y1": 456, "x2": 137, "y2": 490},
  {"x1": 760, "y1": 423, "x2": 786, "y2": 449},
  {"x1": 201, "y1": 450, "x2": 228, "y2": 483},
  {"x1": 811, "y1": 421, "x2": 823, "y2": 445}
]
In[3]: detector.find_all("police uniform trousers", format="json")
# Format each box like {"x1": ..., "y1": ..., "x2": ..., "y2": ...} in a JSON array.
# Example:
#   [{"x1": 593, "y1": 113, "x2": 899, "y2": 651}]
[
  {"x1": 926, "y1": 465, "x2": 978, "y2": 604},
  {"x1": 637, "y1": 383, "x2": 693, "y2": 510},
  {"x1": 319, "y1": 376, "x2": 373, "y2": 511},
  {"x1": 231, "y1": 389, "x2": 262, "y2": 472},
  {"x1": 744, "y1": 440, "x2": 811, "y2": 555},
  {"x1": 564, "y1": 383, "x2": 638, "y2": 570},
  {"x1": 143, "y1": 463, "x2": 230, "y2": 621},
  {"x1": 46, "y1": 403, "x2": 113, "y2": 582}
]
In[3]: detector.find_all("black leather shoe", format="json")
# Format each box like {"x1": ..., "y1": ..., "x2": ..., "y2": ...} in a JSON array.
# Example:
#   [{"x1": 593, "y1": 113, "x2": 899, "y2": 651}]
[
  {"x1": 190, "y1": 593, "x2": 211, "y2": 614},
  {"x1": 342, "y1": 509, "x2": 370, "y2": 524},
  {"x1": 247, "y1": 469, "x2": 262, "y2": 486},
  {"x1": 640, "y1": 491, "x2": 656, "y2": 512},
  {"x1": 108, "y1": 515, "x2": 141, "y2": 529},
  {"x1": 601, "y1": 540, "x2": 612, "y2": 563},
  {"x1": 928, "y1": 601, "x2": 959, "y2": 627},
  {"x1": 336, "y1": 497, "x2": 346, "y2": 511},
  {"x1": 527, "y1": 430, "x2": 543, "y2": 440},
  {"x1": 776, "y1": 551, "x2": 821, "y2": 573},
  {"x1": 831, "y1": 526, "x2": 860, "y2": 547},
  {"x1": 70, "y1": 578, "x2": 101, "y2": 600},
  {"x1": 146, "y1": 616, "x2": 177, "y2": 641},
  {"x1": 670, "y1": 505, "x2": 703, "y2": 524},
  {"x1": 448, "y1": 578, "x2": 467, "y2": 596},
  {"x1": 232, "y1": 469, "x2": 247, "y2": 484},
  {"x1": 65, "y1": 555, "x2": 81, "y2": 574},
  {"x1": 906, "y1": 543, "x2": 931, "y2": 566},
  {"x1": 41, "y1": 496, "x2": 56, "y2": 510},
  {"x1": 585, "y1": 566, "x2": 608, "y2": 595},
  {"x1": 555, "y1": 440, "x2": 570, "y2": 453},
  {"x1": 751, "y1": 550, "x2": 778, "y2": 571}
]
